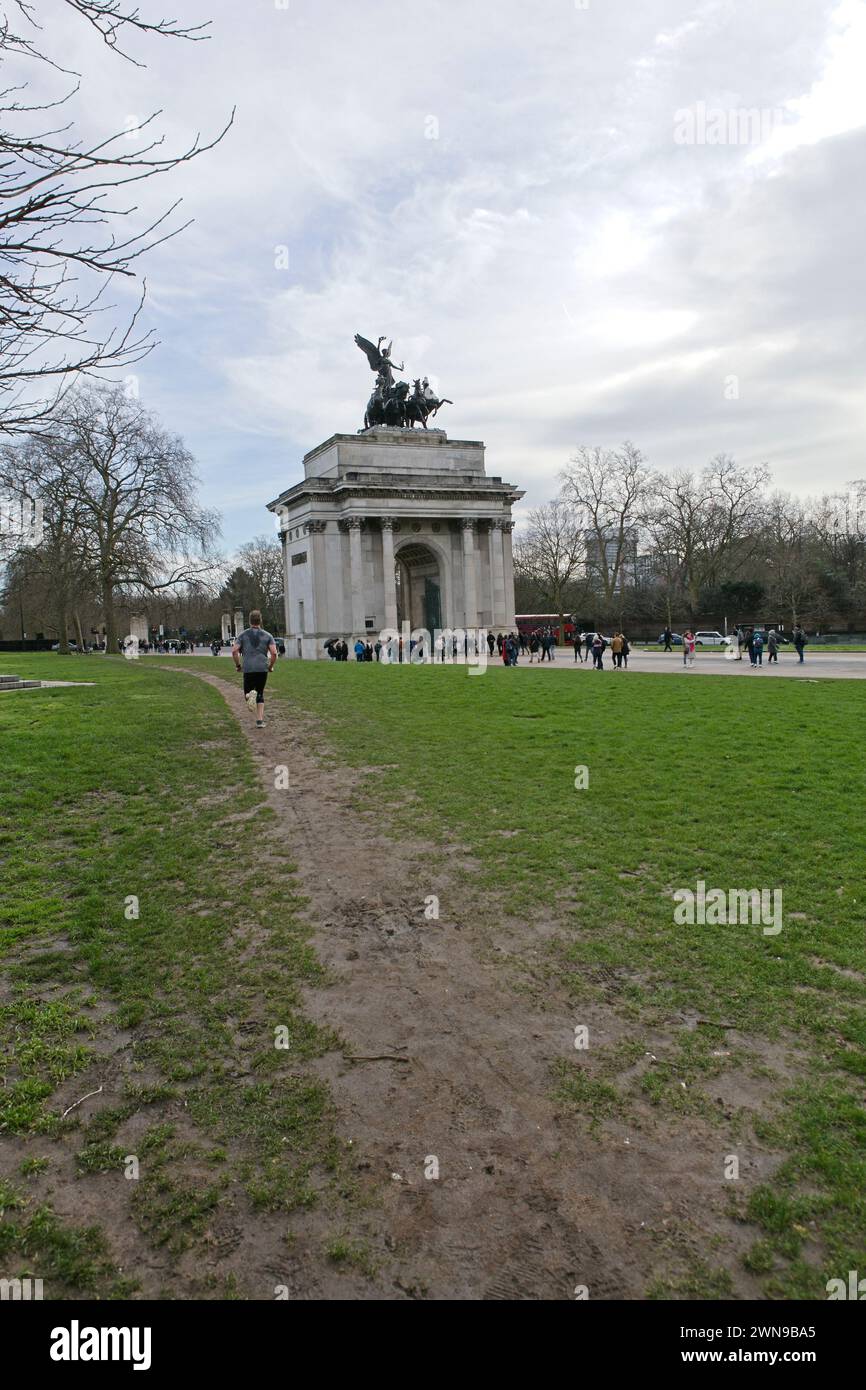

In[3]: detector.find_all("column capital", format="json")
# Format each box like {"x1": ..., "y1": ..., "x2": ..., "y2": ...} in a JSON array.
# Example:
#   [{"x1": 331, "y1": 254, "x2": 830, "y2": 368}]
[
  {"x1": 380, "y1": 516, "x2": 396, "y2": 531},
  {"x1": 340, "y1": 515, "x2": 364, "y2": 531},
  {"x1": 461, "y1": 517, "x2": 477, "y2": 532},
  {"x1": 501, "y1": 519, "x2": 515, "y2": 534},
  {"x1": 303, "y1": 519, "x2": 327, "y2": 534}
]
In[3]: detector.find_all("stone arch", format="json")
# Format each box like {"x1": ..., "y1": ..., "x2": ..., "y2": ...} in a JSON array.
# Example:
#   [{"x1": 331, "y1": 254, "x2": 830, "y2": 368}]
[{"x1": 393, "y1": 535, "x2": 452, "y2": 631}]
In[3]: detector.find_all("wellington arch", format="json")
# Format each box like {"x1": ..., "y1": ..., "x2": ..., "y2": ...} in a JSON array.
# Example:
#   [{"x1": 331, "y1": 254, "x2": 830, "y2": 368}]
[{"x1": 267, "y1": 427, "x2": 524, "y2": 658}]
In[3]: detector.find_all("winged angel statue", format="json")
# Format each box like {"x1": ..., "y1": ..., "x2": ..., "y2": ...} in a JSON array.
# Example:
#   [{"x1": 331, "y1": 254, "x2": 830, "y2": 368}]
[{"x1": 354, "y1": 333, "x2": 453, "y2": 430}]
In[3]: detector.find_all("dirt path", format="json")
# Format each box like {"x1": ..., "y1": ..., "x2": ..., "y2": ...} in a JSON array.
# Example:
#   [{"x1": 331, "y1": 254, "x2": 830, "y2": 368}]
[{"x1": 186, "y1": 669, "x2": 768, "y2": 1300}]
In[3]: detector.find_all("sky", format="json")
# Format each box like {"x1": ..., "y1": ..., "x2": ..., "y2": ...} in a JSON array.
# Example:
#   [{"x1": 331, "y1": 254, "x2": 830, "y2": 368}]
[{"x1": 14, "y1": 0, "x2": 866, "y2": 550}]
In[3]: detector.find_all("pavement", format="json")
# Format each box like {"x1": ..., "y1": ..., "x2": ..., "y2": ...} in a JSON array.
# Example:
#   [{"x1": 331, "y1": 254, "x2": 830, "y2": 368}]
[{"x1": 537, "y1": 650, "x2": 866, "y2": 680}]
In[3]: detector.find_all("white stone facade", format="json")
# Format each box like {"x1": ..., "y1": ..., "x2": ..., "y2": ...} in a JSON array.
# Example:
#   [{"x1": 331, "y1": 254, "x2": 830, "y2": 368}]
[{"x1": 267, "y1": 429, "x2": 524, "y2": 659}]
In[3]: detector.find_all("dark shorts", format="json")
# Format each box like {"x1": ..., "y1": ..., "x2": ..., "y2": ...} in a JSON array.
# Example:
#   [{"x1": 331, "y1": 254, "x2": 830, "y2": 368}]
[{"x1": 243, "y1": 672, "x2": 268, "y2": 703}]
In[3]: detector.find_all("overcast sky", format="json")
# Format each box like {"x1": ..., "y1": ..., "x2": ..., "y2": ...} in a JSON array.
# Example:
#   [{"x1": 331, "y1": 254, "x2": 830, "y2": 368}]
[{"x1": 21, "y1": 0, "x2": 866, "y2": 549}]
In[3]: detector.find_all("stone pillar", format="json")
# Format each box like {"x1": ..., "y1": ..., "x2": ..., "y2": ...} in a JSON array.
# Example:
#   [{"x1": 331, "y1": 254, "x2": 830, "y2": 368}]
[
  {"x1": 461, "y1": 519, "x2": 478, "y2": 630},
  {"x1": 233, "y1": 609, "x2": 244, "y2": 637},
  {"x1": 346, "y1": 517, "x2": 365, "y2": 636},
  {"x1": 501, "y1": 520, "x2": 517, "y2": 628},
  {"x1": 380, "y1": 518, "x2": 398, "y2": 632},
  {"x1": 490, "y1": 519, "x2": 507, "y2": 628},
  {"x1": 279, "y1": 518, "x2": 290, "y2": 636},
  {"x1": 221, "y1": 612, "x2": 232, "y2": 642}
]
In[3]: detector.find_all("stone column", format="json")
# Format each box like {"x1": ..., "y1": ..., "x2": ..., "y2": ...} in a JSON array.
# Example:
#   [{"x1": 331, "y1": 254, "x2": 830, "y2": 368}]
[
  {"x1": 501, "y1": 519, "x2": 517, "y2": 628},
  {"x1": 461, "y1": 519, "x2": 478, "y2": 630},
  {"x1": 346, "y1": 517, "x2": 365, "y2": 636},
  {"x1": 279, "y1": 518, "x2": 290, "y2": 636},
  {"x1": 380, "y1": 518, "x2": 398, "y2": 632},
  {"x1": 490, "y1": 519, "x2": 507, "y2": 628}
]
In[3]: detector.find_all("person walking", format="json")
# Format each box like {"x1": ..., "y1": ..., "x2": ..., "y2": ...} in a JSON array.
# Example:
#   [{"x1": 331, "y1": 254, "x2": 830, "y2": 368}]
[
  {"x1": 793, "y1": 624, "x2": 807, "y2": 662},
  {"x1": 487, "y1": 631, "x2": 496, "y2": 656},
  {"x1": 232, "y1": 610, "x2": 277, "y2": 729},
  {"x1": 622, "y1": 634, "x2": 630, "y2": 669},
  {"x1": 584, "y1": 630, "x2": 594, "y2": 663},
  {"x1": 591, "y1": 633, "x2": 604, "y2": 669},
  {"x1": 683, "y1": 629, "x2": 696, "y2": 668},
  {"x1": 767, "y1": 629, "x2": 779, "y2": 664},
  {"x1": 529, "y1": 633, "x2": 539, "y2": 663},
  {"x1": 663, "y1": 626, "x2": 673, "y2": 652},
  {"x1": 574, "y1": 632, "x2": 584, "y2": 663},
  {"x1": 611, "y1": 631, "x2": 624, "y2": 669},
  {"x1": 735, "y1": 625, "x2": 745, "y2": 661}
]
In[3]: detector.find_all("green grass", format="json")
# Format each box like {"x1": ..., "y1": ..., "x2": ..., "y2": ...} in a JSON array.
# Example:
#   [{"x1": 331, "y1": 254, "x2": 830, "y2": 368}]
[
  {"x1": 0, "y1": 653, "x2": 358, "y2": 1296},
  {"x1": 180, "y1": 654, "x2": 865, "y2": 1300},
  {"x1": 4, "y1": 651, "x2": 865, "y2": 1299}
]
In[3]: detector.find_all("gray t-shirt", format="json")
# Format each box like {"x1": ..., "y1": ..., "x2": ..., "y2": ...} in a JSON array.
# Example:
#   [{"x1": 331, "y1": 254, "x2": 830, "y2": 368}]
[{"x1": 236, "y1": 627, "x2": 275, "y2": 673}]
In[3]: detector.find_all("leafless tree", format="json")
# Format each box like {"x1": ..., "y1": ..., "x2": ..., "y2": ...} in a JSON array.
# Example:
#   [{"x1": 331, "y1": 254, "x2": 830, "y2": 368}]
[
  {"x1": 236, "y1": 533, "x2": 284, "y2": 634},
  {"x1": 0, "y1": 1, "x2": 232, "y2": 433},
  {"x1": 4, "y1": 382, "x2": 220, "y2": 649},
  {"x1": 560, "y1": 442, "x2": 649, "y2": 609},
  {"x1": 513, "y1": 498, "x2": 587, "y2": 641}
]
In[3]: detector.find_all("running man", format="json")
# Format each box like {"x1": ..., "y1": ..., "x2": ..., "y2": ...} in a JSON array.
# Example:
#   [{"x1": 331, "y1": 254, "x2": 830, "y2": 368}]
[{"x1": 232, "y1": 610, "x2": 277, "y2": 728}]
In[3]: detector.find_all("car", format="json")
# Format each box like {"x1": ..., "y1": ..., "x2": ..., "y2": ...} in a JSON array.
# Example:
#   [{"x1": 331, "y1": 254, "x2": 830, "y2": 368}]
[
  {"x1": 657, "y1": 632, "x2": 684, "y2": 646},
  {"x1": 50, "y1": 641, "x2": 79, "y2": 652},
  {"x1": 693, "y1": 630, "x2": 732, "y2": 647}
]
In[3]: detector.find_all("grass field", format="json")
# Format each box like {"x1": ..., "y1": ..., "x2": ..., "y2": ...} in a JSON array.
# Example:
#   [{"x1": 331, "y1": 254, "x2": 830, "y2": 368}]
[{"x1": 2, "y1": 651, "x2": 865, "y2": 1298}]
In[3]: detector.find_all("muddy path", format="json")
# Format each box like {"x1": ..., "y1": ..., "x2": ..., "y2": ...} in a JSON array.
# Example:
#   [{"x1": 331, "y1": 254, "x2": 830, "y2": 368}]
[{"x1": 182, "y1": 668, "x2": 771, "y2": 1300}]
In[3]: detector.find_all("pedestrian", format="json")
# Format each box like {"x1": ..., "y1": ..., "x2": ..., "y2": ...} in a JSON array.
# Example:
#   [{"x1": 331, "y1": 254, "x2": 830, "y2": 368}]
[
  {"x1": 683, "y1": 629, "x2": 696, "y2": 668},
  {"x1": 487, "y1": 632, "x2": 496, "y2": 656},
  {"x1": 611, "y1": 631, "x2": 624, "y2": 669},
  {"x1": 232, "y1": 609, "x2": 277, "y2": 729},
  {"x1": 622, "y1": 634, "x2": 630, "y2": 669},
  {"x1": 747, "y1": 627, "x2": 757, "y2": 666},
  {"x1": 354, "y1": 639, "x2": 366, "y2": 661},
  {"x1": 767, "y1": 629, "x2": 779, "y2": 663},
  {"x1": 735, "y1": 625, "x2": 745, "y2": 661},
  {"x1": 793, "y1": 624, "x2": 807, "y2": 662},
  {"x1": 584, "y1": 630, "x2": 593, "y2": 663},
  {"x1": 591, "y1": 633, "x2": 604, "y2": 669},
  {"x1": 753, "y1": 629, "x2": 764, "y2": 667},
  {"x1": 529, "y1": 633, "x2": 539, "y2": 663},
  {"x1": 574, "y1": 632, "x2": 584, "y2": 663},
  {"x1": 663, "y1": 626, "x2": 673, "y2": 652}
]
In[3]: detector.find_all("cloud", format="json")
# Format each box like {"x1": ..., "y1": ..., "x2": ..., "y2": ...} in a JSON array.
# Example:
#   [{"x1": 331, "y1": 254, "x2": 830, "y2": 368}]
[{"x1": 12, "y1": 0, "x2": 864, "y2": 544}]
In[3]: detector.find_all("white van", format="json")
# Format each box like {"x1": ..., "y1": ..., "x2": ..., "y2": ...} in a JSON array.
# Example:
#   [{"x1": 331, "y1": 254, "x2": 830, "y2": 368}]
[{"x1": 694, "y1": 630, "x2": 732, "y2": 647}]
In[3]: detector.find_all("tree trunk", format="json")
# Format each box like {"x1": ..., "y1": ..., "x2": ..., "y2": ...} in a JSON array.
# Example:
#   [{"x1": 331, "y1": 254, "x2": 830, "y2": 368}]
[
  {"x1": 57, "y1": 600, "x2": 69, "y2": 655},
  {"x1": 73, "y1": 611, "x2": 86, "y2": 652},
  {"x1": 103, "y1": 579, "x2": 117, "y2": 655}
]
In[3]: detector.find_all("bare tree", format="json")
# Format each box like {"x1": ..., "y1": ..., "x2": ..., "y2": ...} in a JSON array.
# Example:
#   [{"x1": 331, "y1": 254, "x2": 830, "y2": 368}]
[
  {"x1": 0, "y1": 1, "x2": 232, "y2": 433},
  {"x1": 513, "y1": 499, "x2": 587, "y2": 641},
  {"x1": 560, "y1": 442, "x2": 649, "y2": 610},
  {"x1": 5, "y1": 383, "x2": 221, "y2": 649},
  {"x1": 1, "y1": 431, "x2": 97, "y2": 648},
  {"x1": 236, "y1": 534, "x2": 284, "y2": 634},
  {"x1": 645, "y1": 457, "x2": 769, "y2": 616}
]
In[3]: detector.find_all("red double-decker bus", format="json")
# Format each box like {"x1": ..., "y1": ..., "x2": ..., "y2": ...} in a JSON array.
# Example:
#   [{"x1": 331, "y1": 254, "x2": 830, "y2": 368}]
[{"x1": 514, "y1": 614, "x2": 585, "y2": 642}]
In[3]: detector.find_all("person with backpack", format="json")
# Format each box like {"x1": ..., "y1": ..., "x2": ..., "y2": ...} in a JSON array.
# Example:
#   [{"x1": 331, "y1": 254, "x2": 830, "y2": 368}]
[
  {"x1": 232, "y1": 610, "x2": 277, "y2": 729},
  {"x1": 752, "y1": 629, "x2": 764, "y2": 667}
]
